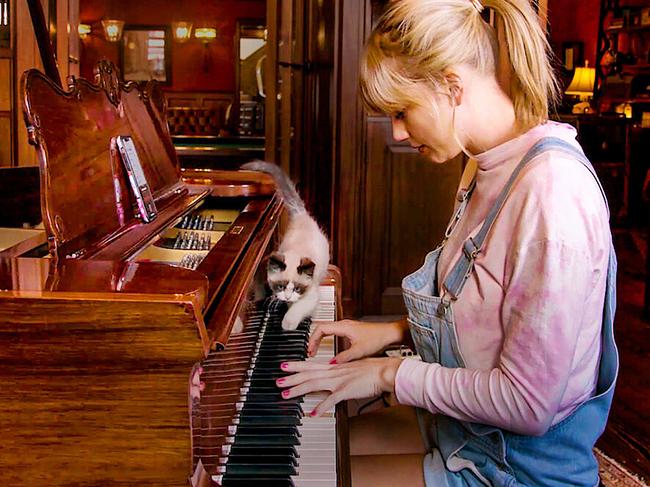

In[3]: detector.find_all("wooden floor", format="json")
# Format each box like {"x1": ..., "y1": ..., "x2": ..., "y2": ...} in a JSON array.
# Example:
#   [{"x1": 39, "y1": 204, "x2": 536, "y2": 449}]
[{"x1": 597, "y1": 225, "x2": 650, "y2": 485}]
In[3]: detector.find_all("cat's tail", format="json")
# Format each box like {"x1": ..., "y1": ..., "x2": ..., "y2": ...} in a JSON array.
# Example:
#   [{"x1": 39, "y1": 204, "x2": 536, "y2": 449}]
[{"x1": 241, "y1": 161, "x2": 306, "y2": 215}]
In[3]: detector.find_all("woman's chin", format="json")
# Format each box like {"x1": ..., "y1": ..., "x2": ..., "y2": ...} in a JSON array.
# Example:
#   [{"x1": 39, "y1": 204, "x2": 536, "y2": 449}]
[{"x1": 418, "y1": 145, "x2": 446, "y2": 164}]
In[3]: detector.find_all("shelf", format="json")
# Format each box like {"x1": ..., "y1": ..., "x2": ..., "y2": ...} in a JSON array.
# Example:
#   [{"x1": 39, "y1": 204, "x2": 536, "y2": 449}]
[{"x1": 606, "y1": 24, "x2": 650, "y2": 33}]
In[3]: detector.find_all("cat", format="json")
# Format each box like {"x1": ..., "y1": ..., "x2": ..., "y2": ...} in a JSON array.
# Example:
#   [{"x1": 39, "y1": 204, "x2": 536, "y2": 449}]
[{"x1": 242, "y1": 161, "x2": 330, "y2": 330}]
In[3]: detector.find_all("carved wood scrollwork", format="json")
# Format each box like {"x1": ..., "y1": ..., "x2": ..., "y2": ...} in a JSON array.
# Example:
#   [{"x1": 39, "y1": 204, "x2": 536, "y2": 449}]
[{"x1": 94, "y1": 60, "x2": 122, "y2": 107}]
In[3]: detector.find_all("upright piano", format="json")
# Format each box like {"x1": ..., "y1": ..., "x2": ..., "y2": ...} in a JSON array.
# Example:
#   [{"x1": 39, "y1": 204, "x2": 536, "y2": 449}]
[{"x1": 0, "y1": 61, "x2": 349, "y2": 486}]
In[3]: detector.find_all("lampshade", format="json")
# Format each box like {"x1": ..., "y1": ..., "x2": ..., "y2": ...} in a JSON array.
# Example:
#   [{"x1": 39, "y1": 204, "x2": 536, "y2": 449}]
[
  {"x1": 78, "y1": 23, "x2": 91, "y2": 39},
  {"x1": 565, "y1": 61, "x2": 595, "y2": 99},
  {"x1": 194, "y1": 27, "x2": 217, "y2": 42},
  {"x1": 172, "y1": 21, "x2": 193, "y2": 42},
  {"x1": 101, "y1": 19, "x2": 125, "y2": 42}
]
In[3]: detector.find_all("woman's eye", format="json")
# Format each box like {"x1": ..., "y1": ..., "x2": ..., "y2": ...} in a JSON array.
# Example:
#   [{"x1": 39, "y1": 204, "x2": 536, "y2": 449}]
[{"x1": 394, "y1": 111, "x2": 405, "y2": 120}]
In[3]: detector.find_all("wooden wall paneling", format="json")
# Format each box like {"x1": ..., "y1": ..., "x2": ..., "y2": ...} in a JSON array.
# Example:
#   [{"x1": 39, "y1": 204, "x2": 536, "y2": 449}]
[
  {"x1": 56, "y1": 0, "x2": 68, "y2": 83},
  {"x1": 0, "y1": 0, "x2": 14, "y2": 168},
  {"x1": 16, "y1": 0, "x2": 44, "y2": 167},
  {"x1": 0, "y1": 115, "x2": 10, "y2": 167},
  {"x1": 0, "y1": 58, "x2": 10, "y2": 110},
  {"x1": 265, "y1": 0, "x2": 279, "y2": 163},
  {"x1": 67, "y1": 0, "x2": 79, "y2": 78},
  {"x1": 362, "y1": 117, "x2": 392, "y2": 314},
  {"x1": 331, "y1": 0, "x2": 372, "y2": 317},
  {"x1": 384, "y1": 140, "x2": 463, "y2": 313},
  {"x1": 278, "y1": 0, "x2": 305, "y2": 179},
  {"x1": 0, "y1": 55, "x2": 10, "y2": 168},
  {"x1": 300, "y1": 0, "x2": 335, "y2": 234},
  {"x1": 363, "y1": 118, "x2": 463, "y2": 315}
]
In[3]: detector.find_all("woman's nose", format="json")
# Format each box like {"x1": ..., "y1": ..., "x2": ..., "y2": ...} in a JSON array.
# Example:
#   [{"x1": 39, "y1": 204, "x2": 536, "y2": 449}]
[{"x1": 391, "y1": 118, "x2": 409, "y2": 141}]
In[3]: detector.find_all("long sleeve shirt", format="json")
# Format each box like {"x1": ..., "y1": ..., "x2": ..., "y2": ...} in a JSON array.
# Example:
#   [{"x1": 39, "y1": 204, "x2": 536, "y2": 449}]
[{"x1": 394, "y1": 122, "x2": 611, "y2": 436}]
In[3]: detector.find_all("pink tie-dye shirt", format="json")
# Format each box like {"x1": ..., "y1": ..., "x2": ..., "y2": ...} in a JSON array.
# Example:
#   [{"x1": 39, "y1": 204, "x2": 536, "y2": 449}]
[{"x1": 394, "y1": 122, "x2": 611, "y2": 436}]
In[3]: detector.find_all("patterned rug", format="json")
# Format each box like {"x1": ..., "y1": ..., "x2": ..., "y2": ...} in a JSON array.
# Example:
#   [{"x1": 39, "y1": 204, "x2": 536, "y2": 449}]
[{"x1": 597, "y1": 449, "x2": 649, "y2": 486}]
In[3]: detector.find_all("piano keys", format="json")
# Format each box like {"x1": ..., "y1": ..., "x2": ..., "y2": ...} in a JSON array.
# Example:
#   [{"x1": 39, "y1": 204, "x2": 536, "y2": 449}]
[
  {"x1": 192, "y1": 285, "x2": 344, "y2": 487},
  {"x1": 0, "y1": 60, "x2": 349, "y2": 485}
]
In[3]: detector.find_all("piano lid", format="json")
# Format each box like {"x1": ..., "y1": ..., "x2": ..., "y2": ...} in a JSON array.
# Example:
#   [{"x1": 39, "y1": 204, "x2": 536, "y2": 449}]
[{"x1": 21, "y1": 61, "x2": 194, "y2": 260}]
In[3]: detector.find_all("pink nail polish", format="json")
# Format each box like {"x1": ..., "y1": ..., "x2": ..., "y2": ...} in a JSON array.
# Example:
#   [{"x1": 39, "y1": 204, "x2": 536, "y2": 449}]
[
  {"x1": 329, "y1": 358, "x2": 337, "y2": 365},
  {"x1": 310, "y1": 410, "x2": 317, "y2": 417},
  {"x1": 280, "y1": 362, "x2": 288, "y2": 370},
  {"x1": 282, "y1": 390, "x2": 290, "y2": 398},
  {"x1": 276, "y1": 378, "x2": 285, "y2": 385}
]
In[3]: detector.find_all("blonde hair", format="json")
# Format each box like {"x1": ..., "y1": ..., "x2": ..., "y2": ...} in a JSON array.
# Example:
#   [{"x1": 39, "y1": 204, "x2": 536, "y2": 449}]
[{"x1": 360, "y1": 0, "x2": 560, "y2": 130}]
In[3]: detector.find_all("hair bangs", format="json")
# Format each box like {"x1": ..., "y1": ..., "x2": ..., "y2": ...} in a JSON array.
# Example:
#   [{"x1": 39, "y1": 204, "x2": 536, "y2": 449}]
[{"x1": 359, "y1": 37, "x2": 421, "y2": 115}]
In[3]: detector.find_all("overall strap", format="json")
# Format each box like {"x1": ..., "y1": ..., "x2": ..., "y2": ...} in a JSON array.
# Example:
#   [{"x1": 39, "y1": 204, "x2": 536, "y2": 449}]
[
  {"x1": 441, "y1": 136, "x2": 605, "y2": 305},
  {"x1": 442, "y1": 159, "x2": 478, "y2": 243}
]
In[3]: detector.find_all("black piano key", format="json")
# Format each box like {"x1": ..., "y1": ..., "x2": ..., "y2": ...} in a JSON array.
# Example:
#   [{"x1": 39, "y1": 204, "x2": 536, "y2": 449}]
[
  {"x1": 236, "y1": 416, "x2": 301, "y2": 426},
  {"x1": 231, "y1": 425, "x2": 299, "y2": 437},
  {"x1": 222, "y1": 454, "x2": 298, "y2": 467},
  {"x1": 221, "y1": 478, "x2": 295, "y2": 487},
  {"x1": 232, "y1": 434, "x2": 299, "y2": 446},
  {"x1": 218, "y1": 463, "x2": 297, "y2": 476},
  {"x1": 225, "y1": 445, "x2": 298, "y2": 458}
]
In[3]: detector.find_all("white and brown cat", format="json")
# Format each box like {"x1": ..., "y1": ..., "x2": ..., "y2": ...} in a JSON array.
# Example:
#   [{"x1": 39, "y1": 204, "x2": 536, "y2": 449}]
[{"x1": 242, "y1": 161, "x2": 330, "y2": 330}]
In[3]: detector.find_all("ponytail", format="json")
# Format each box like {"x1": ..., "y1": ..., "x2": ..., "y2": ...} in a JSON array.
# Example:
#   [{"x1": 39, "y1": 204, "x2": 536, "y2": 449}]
[{"x1": 484, "y1": 0, "x2": 560, "y2": 128}]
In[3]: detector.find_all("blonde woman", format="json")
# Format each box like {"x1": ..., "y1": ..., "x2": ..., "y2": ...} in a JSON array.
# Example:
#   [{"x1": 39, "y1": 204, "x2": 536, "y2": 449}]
[{"x1": 277, "y1": 0, "x2": 618, "y2": 485}]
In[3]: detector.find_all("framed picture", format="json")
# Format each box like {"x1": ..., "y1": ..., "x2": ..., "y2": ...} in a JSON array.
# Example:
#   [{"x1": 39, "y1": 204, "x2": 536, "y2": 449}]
[
  {"x1": 120, "y1": 25, "x2": 172, "y2": 84},
  {"x1": 562, "y1": 41, "x2": 584, "y2": 72}
]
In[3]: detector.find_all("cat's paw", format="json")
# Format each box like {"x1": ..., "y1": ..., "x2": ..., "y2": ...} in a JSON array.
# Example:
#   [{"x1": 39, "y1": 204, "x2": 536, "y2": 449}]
[{"x1": 282, "y1": 314, "x2": 301, "y2": 331}]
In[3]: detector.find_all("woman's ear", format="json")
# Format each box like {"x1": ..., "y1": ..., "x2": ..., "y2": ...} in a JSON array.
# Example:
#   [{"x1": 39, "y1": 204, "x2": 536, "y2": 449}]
[{"x1": 445, "y1": 72, "x2": 464, "y2": 107}]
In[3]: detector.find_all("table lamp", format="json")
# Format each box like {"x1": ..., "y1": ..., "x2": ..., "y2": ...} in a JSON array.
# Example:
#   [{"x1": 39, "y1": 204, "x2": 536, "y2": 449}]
[{"x1": 565, "y1": 61, "x2": 596, "y2": 114}]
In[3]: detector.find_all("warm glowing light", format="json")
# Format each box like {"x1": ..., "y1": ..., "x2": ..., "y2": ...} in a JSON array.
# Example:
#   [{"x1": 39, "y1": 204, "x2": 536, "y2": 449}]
[
  {"x1": 78, "y1": 23, "x2": 91, "y2": 38},
  {"x1": 172, "y1": 21, "x2": 193, "y2": 42},
  {"x1": 194, "y1": 27, "x2": 217, "y2": 42},
  {"x1": 565, "y1": 61, "x2": 596, "y2": 114},
  {"x1": 565, "y1": 61, "x2": 595, "y2": 99},
  {"x1": 101, "y1": 19, "x2": 125, "y2": 42}
]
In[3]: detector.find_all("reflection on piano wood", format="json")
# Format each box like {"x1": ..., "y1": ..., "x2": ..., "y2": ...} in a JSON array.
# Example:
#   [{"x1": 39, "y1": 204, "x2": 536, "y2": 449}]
[{"x1": 0, "y1": 61, "x2": 348, "y2": 485}]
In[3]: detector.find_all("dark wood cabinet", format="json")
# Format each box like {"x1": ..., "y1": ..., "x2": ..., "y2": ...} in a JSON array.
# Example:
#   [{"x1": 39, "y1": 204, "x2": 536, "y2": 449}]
[{"x1": 595, "y1": 0, "x2": 650, "y2": 116}]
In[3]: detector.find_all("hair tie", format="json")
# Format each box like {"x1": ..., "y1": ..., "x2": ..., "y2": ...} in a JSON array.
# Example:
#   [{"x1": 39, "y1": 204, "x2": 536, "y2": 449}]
[{"x1": 471, "y1": 0, "x2": 484, "y2": 13}]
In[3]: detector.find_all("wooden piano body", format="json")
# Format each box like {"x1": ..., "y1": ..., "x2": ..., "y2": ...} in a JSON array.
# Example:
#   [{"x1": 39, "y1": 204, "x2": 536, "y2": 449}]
[{"x1": 0, "y1": 62, "x2": 349, "y2": 485}]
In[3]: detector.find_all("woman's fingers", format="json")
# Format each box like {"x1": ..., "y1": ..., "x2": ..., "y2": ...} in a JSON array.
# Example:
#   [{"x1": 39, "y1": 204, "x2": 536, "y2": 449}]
[
  {"x1": 282, "y1": 378, "x2": 332, "y2": 399},
  {"x1": 309, "y1": 392, "x2": 342, "y2": 417},
  {"x1": 281, "y1": 360, "x2": 333, "y2": 373},
  {"x1": 277, "y1": 368, "x2": 334, "y2": 388},
  {"x1": 307, "y1": 320, "x2": 358, "y2": 357},
  {"x1": 331, "y1": 347, "x2": 363, "y2": 364}
]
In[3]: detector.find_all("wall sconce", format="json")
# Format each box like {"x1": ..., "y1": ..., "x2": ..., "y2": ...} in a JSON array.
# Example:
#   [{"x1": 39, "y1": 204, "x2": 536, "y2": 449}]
[
  {"x1": 172, "y1": 21, "x2": 193, "y2": 43},
  {"x1": 194, "y1": 27, "x2": 217, "y2": 43},
  {"x1": 194, "y1": 27, "x2": 217, "y2": 72},
  {"x1": 78, "y1": 23, "x2": 91, "y2": 39},
  {"x1": 101, "y1": 19, "x2": 125, "y2": 42}
]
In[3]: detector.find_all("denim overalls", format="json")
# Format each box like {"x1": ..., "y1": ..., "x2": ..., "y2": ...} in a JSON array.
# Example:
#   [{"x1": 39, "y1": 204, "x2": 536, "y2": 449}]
[{"x1": 401, "y1": 137, "x2": 619, "y2": 487}]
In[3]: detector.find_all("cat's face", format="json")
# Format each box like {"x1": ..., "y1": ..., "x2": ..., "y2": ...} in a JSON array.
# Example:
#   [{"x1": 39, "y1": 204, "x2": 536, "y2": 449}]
[{"x1": 267, "y1": 252, "x2": 315, "y2": 303}]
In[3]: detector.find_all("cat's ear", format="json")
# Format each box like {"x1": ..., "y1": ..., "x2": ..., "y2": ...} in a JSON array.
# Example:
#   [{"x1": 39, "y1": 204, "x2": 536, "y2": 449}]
[
  {"x1": 297, "y1": 258, "x2": 315, "y2": 278},
  {"x1": 267, "y1": 252, "x2": 287, "y2": 273}
]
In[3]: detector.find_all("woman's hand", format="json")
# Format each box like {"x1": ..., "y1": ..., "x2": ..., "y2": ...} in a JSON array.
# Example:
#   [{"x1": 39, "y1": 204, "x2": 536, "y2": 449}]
[
  {"x1": 277, "y1": 357, "x2": 403, "y2": 417},
  {"x1": 308, "y1": 319, "x2": 410, "y2": 364}
]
